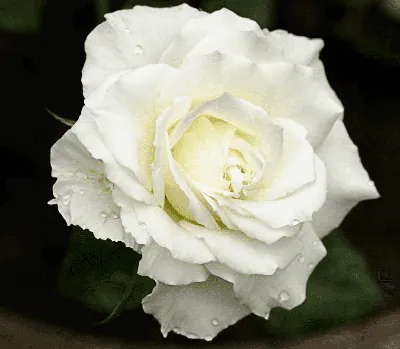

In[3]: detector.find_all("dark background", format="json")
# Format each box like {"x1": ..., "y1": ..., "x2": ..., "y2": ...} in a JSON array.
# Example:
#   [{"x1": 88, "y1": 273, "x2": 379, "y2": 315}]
[{"x1": 0, "y1": 0, "x2": 400, "y2": 347}]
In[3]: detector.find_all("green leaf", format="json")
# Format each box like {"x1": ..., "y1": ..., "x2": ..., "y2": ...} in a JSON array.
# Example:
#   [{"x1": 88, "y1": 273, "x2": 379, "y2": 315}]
[
  {"x1": 46, "y1": 108, "x2": 76, "y2": 127},
  {"x1": 58, "y1": 227, "x2": 155, "y2": 318},
  {"x1": 265, "y1": 230, "x2": 384, "y2": 339},
  {"x1": 0, "y1": 0, "x2": 45, "y2": 33}
]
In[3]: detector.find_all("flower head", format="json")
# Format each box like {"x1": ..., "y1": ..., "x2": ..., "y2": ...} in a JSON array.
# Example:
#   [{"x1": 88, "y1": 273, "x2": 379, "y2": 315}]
[{"x1": 50, "y1": 4, "x2": 379, "y2": 341}]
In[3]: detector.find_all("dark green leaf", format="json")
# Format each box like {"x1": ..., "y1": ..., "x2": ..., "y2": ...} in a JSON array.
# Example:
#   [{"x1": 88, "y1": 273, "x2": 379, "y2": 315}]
[
  {"x1": 265, "y1": 230, "x2": 384, "y2": 338},
  {"x1": 0, "y1": 0, "x2": 45, "y2": 33},
  {"x1": 58, "y1": 227, "x2": 154, "y2": 317}
]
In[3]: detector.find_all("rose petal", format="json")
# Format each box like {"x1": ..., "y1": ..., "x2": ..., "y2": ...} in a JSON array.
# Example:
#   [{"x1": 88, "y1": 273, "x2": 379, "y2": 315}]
[
  {"x1": 179, "y1": 52, "x2": 343, "y2": 147},
  {"x1": 221, "y1": 207, "x2": 301, "y2": 244},
  {"x1": 142, "y1": 276, "x2": 251, "y2": 341},
  {"x1": 160, "y1": 8, "x2": 262, "y2": 66},
  {"x1": 152, "y1": 96, "x2": 192, "y2": 206},
  {"x1": 269, "y1": 29, "x2": 324, "y2": 66},
  {"x1": 184, "y1": 30, "x2": 284, "y2": 65},
  {"x1": 113, "y1": 189, "x2": 215, "y2": 264},
  {"x1": 165, "y1": 133, "x2": 220, "y2": 230},
  {"x1": 313, "y1": 120, "x2": 380, "y2": 238},
  {"x1": 180, "y1": 221, "x2": 303, "y2": 276},
  {"x1": 138, "y1": 240, "x2": 209, "y2": 285},
  {"x1": 172, "y1": 116, "x2": 226, "y2": 189},
  {"x1": 251, "y1": 117, "x2": 316, "y2": 201},
  {"x1": 74, "y1": 107, "x2": 154, "y2": 205},
  {"x1": 50, "y1": 130, "x2": 137, "y2": 250},
  {"x1": 84, "y1": 64, "x2": 178, "y2": 193},
  {"x1": 233, "y1": 223, "x2": 327, "y2": 318},
  {"x1": 268, "y1": 29, "x2": 343, "y2": 111},
  {"x1": 82, "y1": 4, "x2": 201, "y2": 97}
]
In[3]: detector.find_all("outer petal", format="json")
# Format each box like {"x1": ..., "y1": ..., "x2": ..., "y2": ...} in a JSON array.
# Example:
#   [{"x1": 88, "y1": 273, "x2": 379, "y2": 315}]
[
  {"x1": 179, "y1": 52, "x2": 343, "y2": 147},
  {"x1": 180, "y1": 221, "x2": 303, "y2": 276},
  {"x1": 142, "y1": 276, "x2": 251, "y2": 341},
  {"x1": 113, "y1": 189, "x2": 215, "y2": 264},
  {"x1": 50, "y1": 130, "x2": 137, "y2": 250},
  {"x1": 269, "y1": 29, "x2": 324, "y2": 66},
  {"x1": 84, "y1": 64, "x2": 178, "y2": 193},
  {"x1": 74, "y1": 107, "x2": 154, "y2": 205},
  {"x1": 313, "y1": 120, "x2": 379, "y2": 238},
  {"x1": 138, "y1": 241, "x2": 209, "y2": 285},
  {"x1": 209, "y1": 156, "x2": 327, "y2": 229},
  {"x1": 233, "y1": 223, "x2": 327, "y2": 318},
  {"x1": 269, "y1": 29, "x2": 343, "y2": 110},
  {"x1": 160, "y1": 8, "x2": 262, "y2": 66},
  {"x1": 82, "y1": 4, "x2": 201, "y2": 97}
]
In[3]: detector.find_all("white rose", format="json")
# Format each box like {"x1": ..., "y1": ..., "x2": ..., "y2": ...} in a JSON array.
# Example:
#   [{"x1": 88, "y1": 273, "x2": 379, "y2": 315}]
[{"x1": 50, "y1": 4, "x2": 379, "y2": 341}]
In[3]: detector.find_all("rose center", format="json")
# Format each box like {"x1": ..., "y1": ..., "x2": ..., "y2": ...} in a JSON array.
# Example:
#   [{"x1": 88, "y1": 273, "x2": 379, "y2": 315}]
[{"x1": 223, "y1": 161, "x2": 256, "y2": 198}]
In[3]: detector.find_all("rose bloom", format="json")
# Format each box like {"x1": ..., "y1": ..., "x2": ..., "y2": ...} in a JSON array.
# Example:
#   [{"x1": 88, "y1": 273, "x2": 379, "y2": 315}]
[{"x1": 50, "y1": 4, "x2": 379, "y2": 341}]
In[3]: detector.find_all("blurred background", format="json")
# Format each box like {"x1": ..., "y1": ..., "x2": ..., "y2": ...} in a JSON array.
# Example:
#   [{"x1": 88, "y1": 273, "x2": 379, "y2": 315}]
[{"x1": 0, "y1": 0, "x2": 400, "y2": 347}]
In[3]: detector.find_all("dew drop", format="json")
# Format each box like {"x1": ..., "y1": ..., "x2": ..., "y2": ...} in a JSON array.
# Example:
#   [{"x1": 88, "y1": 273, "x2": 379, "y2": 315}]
[
  {"x1": 125, "y1": 27, "x2": 130, "y2": 33},
  {"x1": 111, "y1": 211, "x2": 119, "y2": 219},
  {"x1": 205, "y1": 336, "x2": 212, "y2": 341},
  {"x1": 138, "y1": 222, "x2": 147, "y2": 229},
  {"x1": 291, "y1": 219, "x2": 300, "y2": 226},
  {"x1": 308, "y1": 263, "x2": 315, "y2": 270},
  {"x1": 211, "y1": 319, "x2": 219, "y2": 326},
  {"x1": 279, "y1": 291, "x2": 289, "y2": 302},
  {"x1": 369, "y1": 180, "x2": 375, "y2": 186},
  {"x1": 134, "y1": 45, "x2": 144, "y2": 55},
  {"x1": 297, "y1": 254, "x2": 305, "y2": 264},
  {"x1": 78, "y1": 189, "x2": 84, "y2": 195},
  {"x1": 62, "y1": 195, "x2": 71, "y2": 206},
  {"x1": 313, "y1": 240, "x2": 319, "y2": 247},
  {"x1": 100, "y1": 211, "x2": 107, "y2": 218}
]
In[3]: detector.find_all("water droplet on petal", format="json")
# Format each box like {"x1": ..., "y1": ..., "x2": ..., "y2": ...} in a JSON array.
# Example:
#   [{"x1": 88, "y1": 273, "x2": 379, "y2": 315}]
[
  {"x1": 211, "y1": 319, "x2": 219, "y2": 326},
  {"x1": 138, "y1": 222, "x2": 147, "y2": 229},
  {"x1": 125, "y1": 27, "x2": 130, "y2": 33},
  {"x1": 100, "y1": 211, "x2": 107, "y2": 218},
  {"x1": 111, "y1": 212, "x2": 119, "y2": 219},
  {"x1": 67, "y1": 172, "x2": 73, "y2": 177},
  {"x1": 279, "y1": 291, "x2": 289, "y2": 302},
  {"x1": 134, "y1": 45, "x2": 143, "y2": 55},
  {"x1": 62, "y1": 195, "x2": 71, "y2": 206},
  {"x1": 291, "y1": 219, "x2": 300, "y2": 226},
  {"x1": 308, "y1": 263, "x2": 315, "y2": 270},
  {"x1": 298, "y1": 255, "x2": 305, "y2": 264},
  {"x1": 313, "y1": 240, "x2": 319, "y2": 247},
  {"x1": 78, "y1": 189, "x2": 84, "y2": 195},
  {"x1": 369, "y1": 180, "x2": 375, "y2": 186},
  {"x1": 205, "y1": 336, "x2": 212, "y2": 341}
]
